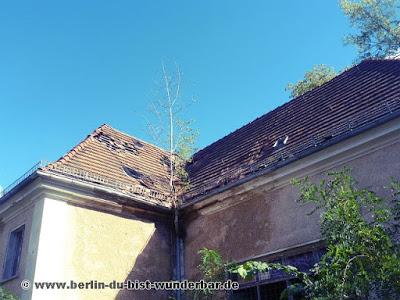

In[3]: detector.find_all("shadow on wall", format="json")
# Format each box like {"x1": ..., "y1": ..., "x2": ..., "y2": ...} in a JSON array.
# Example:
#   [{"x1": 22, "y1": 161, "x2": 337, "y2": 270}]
[
  {"x1": 115, "y1": 219, "x2": 173, "y2": 300},
  {"x1": 64, "y1": 201, "x2": 174, "y2": 300}
]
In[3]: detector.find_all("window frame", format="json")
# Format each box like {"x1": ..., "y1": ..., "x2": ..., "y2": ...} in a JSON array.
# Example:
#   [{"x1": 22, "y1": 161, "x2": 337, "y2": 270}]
[
  {"x1": 229, "y1": 248, "x2": 325, "y2": 300},
  {"x1": 2, "y1": 224, "x2": 25, "y2": 282}
]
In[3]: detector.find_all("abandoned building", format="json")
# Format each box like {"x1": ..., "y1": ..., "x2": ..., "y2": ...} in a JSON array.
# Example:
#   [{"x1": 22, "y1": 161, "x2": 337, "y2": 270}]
[{"x1": 1, "y1": 57, "x2": 400, "y2": 300}]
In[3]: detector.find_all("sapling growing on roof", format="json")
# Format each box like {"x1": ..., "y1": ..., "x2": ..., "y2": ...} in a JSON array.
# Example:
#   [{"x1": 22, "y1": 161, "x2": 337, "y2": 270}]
[
  {"x1": 145, "y1": 62, "x2": 198, "y2": 300},
  {"x1": 146, "y1": 63, "x2": 198, "y2": 198}
]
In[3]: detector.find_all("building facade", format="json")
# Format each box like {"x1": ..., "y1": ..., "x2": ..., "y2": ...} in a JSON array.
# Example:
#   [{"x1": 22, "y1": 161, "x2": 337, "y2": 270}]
[{"x1": 1, "y1": 58, "x2": 400, "y2": 300}]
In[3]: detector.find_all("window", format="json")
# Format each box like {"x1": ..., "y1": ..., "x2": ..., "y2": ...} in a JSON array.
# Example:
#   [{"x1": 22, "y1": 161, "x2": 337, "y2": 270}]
[
  {"x1": 232, "y1": 286, "x2": 258, "y2": 300},
  {"x1": 2, "y1": 225, "x2": 25, "y2": 280},
  {"x1": 259, "y1": 281, "x2": 286, "y2": 300},
  {"x1": 231, "y1": 249, "x2": 325, "y2": 300}
]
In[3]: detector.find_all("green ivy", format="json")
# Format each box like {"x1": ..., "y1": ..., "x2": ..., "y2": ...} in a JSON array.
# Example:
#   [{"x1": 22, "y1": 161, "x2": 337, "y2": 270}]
[{"x1": 226, "y1": 168, "x2": 400, "y2": 299}]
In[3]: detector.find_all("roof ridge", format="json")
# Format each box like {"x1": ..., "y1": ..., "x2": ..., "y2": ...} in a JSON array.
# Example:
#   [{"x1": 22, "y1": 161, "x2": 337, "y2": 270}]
[
  {"x1": 45, "y1": 123, "x2": 170, "y2": 172},
  {"x1": 44, "y1": 127, "x2": 99, "y2": 170},
  {"x1": 192, "y1": 59, "x2": 375, "y2": 158},
  {"x1": 186, "y1": 59, "x2": 400, "y2": 200}
]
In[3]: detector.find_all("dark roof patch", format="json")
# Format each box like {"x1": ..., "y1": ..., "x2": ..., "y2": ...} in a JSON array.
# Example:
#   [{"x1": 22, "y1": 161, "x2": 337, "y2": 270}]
[{"x1": 185, "y1": 59, "x2": 400, "y2": 200}]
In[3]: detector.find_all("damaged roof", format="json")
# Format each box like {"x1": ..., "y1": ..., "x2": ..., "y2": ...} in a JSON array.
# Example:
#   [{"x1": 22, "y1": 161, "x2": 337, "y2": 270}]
[
  {"x1": 42, "y1": 124, "x2": 172, "y2": 206},
  {"x1": 15, "y1": 58, "x2": 400, "y2": 208},
  {"x1": 185, "y1": 58, "x2": 400, "y2": 200}
]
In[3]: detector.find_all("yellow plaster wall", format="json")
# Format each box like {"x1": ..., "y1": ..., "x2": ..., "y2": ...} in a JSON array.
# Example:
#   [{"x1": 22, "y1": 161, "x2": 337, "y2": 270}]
[{"x1": 32, "y1": 198, "x2": 171, "y2": 300}]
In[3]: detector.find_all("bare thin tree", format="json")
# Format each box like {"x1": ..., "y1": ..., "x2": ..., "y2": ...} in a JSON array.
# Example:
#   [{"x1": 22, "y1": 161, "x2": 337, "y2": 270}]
[
  {"x1": 147, "y1": 62, "x2": 197, "y2": 198},
  {"x1": 146, "y1": 62, "x2": 197, "y2": 300}
]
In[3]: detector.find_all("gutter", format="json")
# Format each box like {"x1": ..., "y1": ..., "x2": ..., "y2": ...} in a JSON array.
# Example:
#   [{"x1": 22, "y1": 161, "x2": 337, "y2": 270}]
[
  {"x1": 37, "y1": 170, "x2": 172, "y2": 214},
  {"x1": 0, "y1": 169, "x2": 172, "y2": 215},
  {"x1": 181, "y1": 110, "x2": 400, "y2": 210},
  {"x1": 3, "y1": 110, "x2": 399, "y2": 213}
]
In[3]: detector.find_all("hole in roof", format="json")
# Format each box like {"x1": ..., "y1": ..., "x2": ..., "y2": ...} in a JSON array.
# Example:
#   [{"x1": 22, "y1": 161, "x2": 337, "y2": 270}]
[
  {"x1": 94, "y1": 133, "x2": 139, "y2": 155},
  {"x1": 273, "y1": 136, "x2": 289, "y2": 149},
  {"x1": 259, "y1": 144, "x2": 273, "y2": 159},
  {"x1": 123, "y1": 166, "x2": 143, "y2": 180},
  {"x1": 321, "y1": 134, "x2": 333, "y2": 142},
  {"x1": 160, "y1": 155, "x2": 171, "y2": 167},
  {"x1": 131, "y1": 139, "x2": 144, "y2": 148},
  {"x1": 122, "y1": 166, "x2": 156, "y2": 189},
  {"x1": 140, "y1": 175, "x2": 155, "y2": 189}
]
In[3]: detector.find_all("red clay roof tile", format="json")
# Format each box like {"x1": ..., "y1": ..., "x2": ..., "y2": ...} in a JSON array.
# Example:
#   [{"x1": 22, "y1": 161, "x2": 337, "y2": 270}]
[
  {"x1": 41, "y1": 58, "x2": 400, "y2": 207},
  {"x1": 43, "y1": 124, "x2": 173, "y2": 206}
]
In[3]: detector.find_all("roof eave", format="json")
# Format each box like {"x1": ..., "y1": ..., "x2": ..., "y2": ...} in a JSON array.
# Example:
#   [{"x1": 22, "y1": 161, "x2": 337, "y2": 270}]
[
  {"x1": 0, "y1": 170, "x2": 172, "y2": 215},
  {"x1": 37, "y1": 170, "x2": 172, "y2": 213},
  {"x1": 0, "y1": 172, "x2": 39, "y2": 206}
]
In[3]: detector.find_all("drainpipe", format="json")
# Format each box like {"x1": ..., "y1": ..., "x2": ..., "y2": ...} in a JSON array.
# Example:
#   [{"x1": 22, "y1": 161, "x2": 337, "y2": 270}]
[{"x1": 174, "y1": 207, "x2": 183, "y2": 300}]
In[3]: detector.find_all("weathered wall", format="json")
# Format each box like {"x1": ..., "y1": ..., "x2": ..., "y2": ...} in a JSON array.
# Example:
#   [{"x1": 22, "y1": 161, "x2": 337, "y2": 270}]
[
  {"x1": 0, "y1": 199, "x2": 40, "y2": 299},
  {"x1": 183, "y1": 140, "x2": 400, "y2": 279},
  {"x1": 29, "y1": 198, "x2": 172, "y2": 300}
]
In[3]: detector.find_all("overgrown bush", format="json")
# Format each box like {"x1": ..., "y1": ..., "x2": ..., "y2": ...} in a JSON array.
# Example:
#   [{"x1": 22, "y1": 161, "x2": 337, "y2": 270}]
[
  {"x1": 0, "y1": 287, "x2": 18, "y2": 300},
  {"x1": 206, "y1": 169, "x2": 400, "y2": 299}
]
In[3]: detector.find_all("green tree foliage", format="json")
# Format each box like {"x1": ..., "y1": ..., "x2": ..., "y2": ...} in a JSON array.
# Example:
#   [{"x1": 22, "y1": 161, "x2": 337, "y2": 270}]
[
  {"x1": 341, "y1": 0, "x2": 400, "y2": 59},
  {"x1": 230, "y1": 260, "x2": 312, "y2": 286},
  {"x1": 389, "y1": 180, "x2": 400, "y2": 243},
  {"x1": 187, "y1": 248, "x2": 228, "y2": 299},
  {"x1": 293, "y1": 168, "x2": 400, "y2": 299},
  {"x1": 286, "y1": 1, "x2": 400, "y2": 99},
  {"x1": 286, "y1": 65, "x2": 337, "y2": 98},
  {"x1": 0, "y1": 287, "x2": 18, "y2": 300},
  {"x1": 198, "y1": 248, "x2": 226, "y2": 282},
  {"x1": 228, "y1": 169, "x2": 400, "y2": 299}
]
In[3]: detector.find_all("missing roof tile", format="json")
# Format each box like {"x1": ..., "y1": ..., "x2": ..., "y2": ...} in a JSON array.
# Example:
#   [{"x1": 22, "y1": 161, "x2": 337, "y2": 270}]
[
  {"x1": 123, "y1": 166, "x2": 143, "y2": 180},
  {"x1": 273, "y1": 136, "x2": 289, "y2": 149},
  {"x1": 94, "y1": 132, "x2": 139, "y2": 155},
  {"x1": 123, "y1": 166, "x2": 156, "y2": 189}
]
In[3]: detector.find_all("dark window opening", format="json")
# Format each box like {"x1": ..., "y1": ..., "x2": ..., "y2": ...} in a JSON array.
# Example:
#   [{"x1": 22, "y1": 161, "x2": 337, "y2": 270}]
[
  {"x1": 232, "y1": 286, "x2": 258, "y2": 300},
  {"x1": 232, "y1": 280, "x2": 305, "y2": 300},
  {"x1": 230, "y1": 249, "x2": 324, "y2": 300},
  {"x1": 3, "y1": 225, "x2": 25, "y2": 280},
  {"x1": 260, "y1": 281, "x2": 286, "y2": 300},
  {"x1": 289, "y1": 279, "x2": 306, "y2": 300}
]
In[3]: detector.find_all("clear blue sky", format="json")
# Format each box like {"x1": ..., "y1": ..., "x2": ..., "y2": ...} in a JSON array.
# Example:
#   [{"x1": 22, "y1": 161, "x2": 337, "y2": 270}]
[{"x1": 0, "y1": 0, "x2": 357, "y2": 189}]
